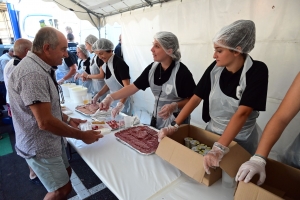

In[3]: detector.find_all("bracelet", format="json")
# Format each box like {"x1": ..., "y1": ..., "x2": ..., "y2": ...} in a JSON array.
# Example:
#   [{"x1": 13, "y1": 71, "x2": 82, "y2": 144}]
[
  {"x1": 254, "y1": 154, "x2": 267, "y2": 161},
  {"x1": 66, "y1": 116, "x2": 71, "y2": 124}
]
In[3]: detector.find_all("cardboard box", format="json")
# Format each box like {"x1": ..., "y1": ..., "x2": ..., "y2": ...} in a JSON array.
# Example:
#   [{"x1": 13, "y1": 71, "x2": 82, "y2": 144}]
[
  {"x1": 234, "y1": 159, "x2": 300, "y2": 200},
  {"x1": 156, "y1": 124, "x2": 251, "y2": 186}
]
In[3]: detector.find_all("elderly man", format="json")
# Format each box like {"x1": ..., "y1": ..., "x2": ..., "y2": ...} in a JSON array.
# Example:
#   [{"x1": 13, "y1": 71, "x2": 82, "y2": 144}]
[
  {"x1": 0, "y1": 47, "x2": 13, "y2": 115},
  {"x1": 8, "y1": 27, "x2": 103, "y2": 199}
]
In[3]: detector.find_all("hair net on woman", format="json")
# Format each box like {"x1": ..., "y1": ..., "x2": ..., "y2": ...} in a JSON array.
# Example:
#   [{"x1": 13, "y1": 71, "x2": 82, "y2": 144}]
[
  {"x1": 85, "y1": 34, "x2": 98, "y2": 45},
  {"x1": 92, "y1": 38, "x2": 114, "y2": 51},
  {"x1": 77, "y1": 44, "x2": 89, "y2": 57},
  {"x1": 154, "y1": 31, "x2": 181, "y2": 61},
  {"x1": 213, "y1": 20, "x2": 256, "y2": 54}
]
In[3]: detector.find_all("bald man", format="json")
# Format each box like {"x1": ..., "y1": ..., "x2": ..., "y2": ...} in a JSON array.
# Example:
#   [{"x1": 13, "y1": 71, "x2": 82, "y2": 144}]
[{"x1": 8, "y1": 27, "x2": 103, "y2": 199}]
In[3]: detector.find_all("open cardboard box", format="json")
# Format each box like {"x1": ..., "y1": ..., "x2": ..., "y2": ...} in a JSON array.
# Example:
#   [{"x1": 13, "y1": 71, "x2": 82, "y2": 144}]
[
  {"x1": 234, "y1": 159, "x2": 300, "y2": 200},
  {"x1": 156, "y1": 124, "x2": 251, "y2": 186}
]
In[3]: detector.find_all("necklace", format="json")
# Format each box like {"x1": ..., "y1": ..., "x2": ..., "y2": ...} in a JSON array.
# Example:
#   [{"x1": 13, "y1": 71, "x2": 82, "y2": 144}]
[{"x1": 159, "y1": 65, "x2": 161, "y2": 79}]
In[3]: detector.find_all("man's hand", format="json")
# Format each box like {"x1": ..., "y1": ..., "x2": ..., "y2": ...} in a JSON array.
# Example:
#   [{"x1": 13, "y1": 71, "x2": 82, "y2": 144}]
[
  {"x1": 69, "y1": 118, "x2": 87, "y2": 129},
  {"x1": 81, "y1": 130, "x2": 103, "y2": 144}
]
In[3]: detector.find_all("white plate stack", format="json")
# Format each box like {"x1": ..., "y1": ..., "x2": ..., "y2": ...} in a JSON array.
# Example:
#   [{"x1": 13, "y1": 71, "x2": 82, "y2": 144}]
[{"x1": 69, "y1": 86, "x2": 87, "y2": 104}]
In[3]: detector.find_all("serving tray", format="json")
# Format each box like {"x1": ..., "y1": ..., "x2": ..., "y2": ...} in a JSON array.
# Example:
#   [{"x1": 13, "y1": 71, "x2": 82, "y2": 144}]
[{"x1": 115, "y1": 126, "x2": 159, "y2": 155}]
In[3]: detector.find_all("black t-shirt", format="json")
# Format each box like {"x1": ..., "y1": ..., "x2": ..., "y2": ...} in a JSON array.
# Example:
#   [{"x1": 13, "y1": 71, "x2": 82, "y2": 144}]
[
  {"x1": 104, "y1": 55, "x2": 130, "y2": 86},
  {"x1": 194, "y1": 58, "x2": 268, "y2": 122},
  {"x1": 78, "y1": 57, "x2": 91, "y2": 74},
  {"x1": 91, "y1": 55, "x2": 104, "y2": 68},
  {"x1": 68, "y1": 42, "x2": 78, "y2": 58},
  {"x1": 64, "y1": 51, "x2": 77, "y2": 67},
  {"x1": 134, "y1": 61, "x2": 196, "y2": 98}
]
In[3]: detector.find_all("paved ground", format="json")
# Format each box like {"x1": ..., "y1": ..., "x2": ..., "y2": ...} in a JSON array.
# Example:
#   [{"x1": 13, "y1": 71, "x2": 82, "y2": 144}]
[{"x1": 0, "y1": 110, "x2": 118, "y2": 200}]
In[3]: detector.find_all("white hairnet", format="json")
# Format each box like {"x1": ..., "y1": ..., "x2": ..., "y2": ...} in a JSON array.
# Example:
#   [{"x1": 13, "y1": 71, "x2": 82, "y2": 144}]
[
  {"x1": 85, "y1": 34, "x2": 98, "y2": 45},
  {"x1": 92, "y1": 38, "x2": 114, "y2": 51},
  {"x1": 77, "y1": 44, "x2": 89, "y2": 57},
  {"x1": 213, "y1": 20, "x2": 255, "y2": 54},
  {"x1": 154, "y1": 31, "x2": 181, "y2": 61}
]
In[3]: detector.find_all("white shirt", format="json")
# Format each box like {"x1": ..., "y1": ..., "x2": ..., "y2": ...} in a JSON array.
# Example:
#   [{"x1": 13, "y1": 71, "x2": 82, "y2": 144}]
[
  {"x1": 0, "y1": 53, "x2": 12, "y2": 81},
  {"x1": 4, "y1": 59, "x2": 15, "y2": 103}
]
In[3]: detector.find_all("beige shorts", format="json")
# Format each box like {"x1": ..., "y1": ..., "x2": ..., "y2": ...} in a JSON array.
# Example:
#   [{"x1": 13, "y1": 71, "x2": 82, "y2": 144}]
[{"x1": 26, "y1": 141, "x2": 70, "y2": 192}]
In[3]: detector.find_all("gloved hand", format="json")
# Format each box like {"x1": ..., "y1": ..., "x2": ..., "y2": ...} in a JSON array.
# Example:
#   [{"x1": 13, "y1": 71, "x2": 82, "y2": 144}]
[
  {"x1": 99, "y1": 94, "x2": 114, "y2": 111},
  {"x1": 235, "y1": 155, "x2": 266, "y2": 185},
  {"x1": 157, "y1": 125, "x2": 178, "y2": 142},
  {"x1": 111, "y1": 102, "x2": 124, "y2": 118},
  {"x1": 57, "y1": 78, "x2": 65, "y2": 84},
  {"x1": 158, "y1": 102, "x2": 178, "y2": 120},
  {"x1": 91, "y1": 93, "x2": 100, "y2": 104},
  {"x1": 203, "y1": 142, "x2": 229, "y2": 174}
]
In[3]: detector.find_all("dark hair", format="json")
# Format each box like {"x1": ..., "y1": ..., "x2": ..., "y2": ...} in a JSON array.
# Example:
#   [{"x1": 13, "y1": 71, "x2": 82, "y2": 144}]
[
  {"x1": 106, "y1": 50, "x2": 112, "y2": 53},
  {"x1": 67, "y1": 33, "x2": 74, "y2": 41}
]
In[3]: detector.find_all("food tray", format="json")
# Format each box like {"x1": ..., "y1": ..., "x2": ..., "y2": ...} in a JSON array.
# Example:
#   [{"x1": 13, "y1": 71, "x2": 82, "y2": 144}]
[
  {"x1": 116, "y1": 137, "x2": 154, "y2": 155},
  {"x1": 115, "y1": 126, "x2": 159, "y2": 155},
  {"x1": 75, "y1": 108, "x2": 92, "y2": 117},
  {"x1": 75, "y1": 103, "x2": 99, "y2": 117}
]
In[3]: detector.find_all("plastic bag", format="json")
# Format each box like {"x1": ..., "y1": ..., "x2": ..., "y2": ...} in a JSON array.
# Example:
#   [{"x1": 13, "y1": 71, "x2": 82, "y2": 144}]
[{"x1": 78, "y1": 121, "x2": 92, "y2": 131}]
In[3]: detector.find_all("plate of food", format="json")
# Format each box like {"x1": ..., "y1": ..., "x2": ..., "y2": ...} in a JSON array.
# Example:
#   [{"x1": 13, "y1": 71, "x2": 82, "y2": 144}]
[
  {"x1": 114, "y1": 126, "x2": 159, "y2": 155},
  {"x1": 91, "y1": 121, "x2": 112, "y2": 134},
  {"x1": 106, "y1": 119, "x2": 125, "y2": 130},
  {"x1": 75, "y1": 103, "x2": 99, "y2": 116}
]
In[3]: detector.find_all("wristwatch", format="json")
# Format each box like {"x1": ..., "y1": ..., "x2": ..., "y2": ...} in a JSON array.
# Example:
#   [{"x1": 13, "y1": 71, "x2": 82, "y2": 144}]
[{"x1": 171, "y1": 120, "x2": 179, "y2": 128}]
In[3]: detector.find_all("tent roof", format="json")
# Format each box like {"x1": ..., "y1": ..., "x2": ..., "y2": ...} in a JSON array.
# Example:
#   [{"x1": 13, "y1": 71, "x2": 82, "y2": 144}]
[{"x1": 45, "y1": 0, "x2": 172, "y2": 28}]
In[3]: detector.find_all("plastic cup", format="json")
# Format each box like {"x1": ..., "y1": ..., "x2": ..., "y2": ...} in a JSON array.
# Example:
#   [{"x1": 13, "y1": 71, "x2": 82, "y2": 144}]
[
  {"x1": 222, "y1": 170, "x2": 235, "y2": 188},
  {"x1": 124, "y1": 116, "x2": 132, "y2": 128},
  {"x1": 82, "y1": 93, "x2": 92, "y2": 105}
]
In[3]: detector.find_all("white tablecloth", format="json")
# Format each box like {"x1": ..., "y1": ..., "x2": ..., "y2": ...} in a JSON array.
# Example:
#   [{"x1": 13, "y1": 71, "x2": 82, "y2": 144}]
[{"x1": 65, "y1": 98, "x2": 235, "y2": 200}]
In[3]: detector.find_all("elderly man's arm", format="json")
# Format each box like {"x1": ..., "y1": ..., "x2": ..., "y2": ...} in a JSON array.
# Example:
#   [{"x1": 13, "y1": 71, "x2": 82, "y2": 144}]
[{"x1": 29, "y1": 102, "x2": 102, "y2": 143}]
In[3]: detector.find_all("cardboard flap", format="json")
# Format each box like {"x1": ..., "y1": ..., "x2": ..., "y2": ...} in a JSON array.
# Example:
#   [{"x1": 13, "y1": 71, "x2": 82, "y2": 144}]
[
  {"x1": 220, "y1": 142, "x2": 251, "y2": 178},
  {"x1": 234, "y1": 181, "x2": 283, "y2": 200},
  {"x1": 156, "y1": 137, "x2": 205, "y2": 182}
]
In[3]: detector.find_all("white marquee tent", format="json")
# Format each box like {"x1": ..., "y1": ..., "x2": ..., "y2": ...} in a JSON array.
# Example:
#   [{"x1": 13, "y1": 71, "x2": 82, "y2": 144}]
[{"x1": 49, "y1": 0, "x2": 300, "y2": 161}]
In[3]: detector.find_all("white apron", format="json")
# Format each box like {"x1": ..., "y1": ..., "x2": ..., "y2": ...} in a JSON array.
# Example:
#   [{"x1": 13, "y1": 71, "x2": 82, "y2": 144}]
[
  {"x1": 102, "y1": 54, "x2": 131, "y2": 115},
  {"x1": 206, "y1": 55, "x2": 260, "y2": 155},
  {"x1": 55, "y1": 60, "x2": 74, "y2": 83},
  {"x1": 76, "y1": 59, "x2": 93, "y2": 93},
  {"x1": 149, "y1": 61, "x2": 189, "y2": 129},
  {"x1": 90, "y1": 54, "x2": 106, "y2": 98}
]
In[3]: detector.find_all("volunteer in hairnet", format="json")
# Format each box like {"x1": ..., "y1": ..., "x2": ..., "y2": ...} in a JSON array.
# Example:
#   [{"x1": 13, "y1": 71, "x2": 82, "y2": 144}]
[
  {"x1": 97, "y1": 31, "x2": 196, "y2": 128},
  {"x1": 91, "y1": 38, "x2": 131, "y2": 117},
  {"x1": 236, "y1": 72, "x2": 300, "y2": 185},
  {"x1": 74, "y1": 44, "x2": 93, "y2": 92},
  {"x1": 81, "y1": 35, "x2": 105, "y2": 97},
  {"x1": 158, "y1": 20, "x2": 268, "y2": 174}
]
